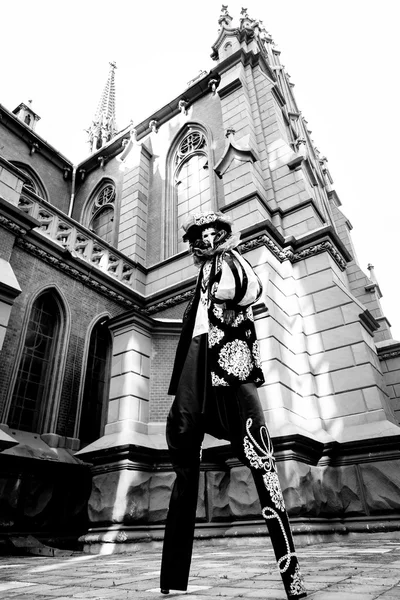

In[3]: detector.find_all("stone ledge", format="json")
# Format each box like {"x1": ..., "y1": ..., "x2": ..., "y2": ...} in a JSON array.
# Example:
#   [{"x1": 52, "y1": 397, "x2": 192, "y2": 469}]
[{"x1": 79, "y1": 515, "x2": 400, "y2": 553}]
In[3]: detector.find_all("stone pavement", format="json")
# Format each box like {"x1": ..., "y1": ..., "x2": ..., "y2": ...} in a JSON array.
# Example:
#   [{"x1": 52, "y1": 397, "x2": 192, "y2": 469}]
[{"x1": 0, "y1": 534, "x2": 400, "y2": 599}]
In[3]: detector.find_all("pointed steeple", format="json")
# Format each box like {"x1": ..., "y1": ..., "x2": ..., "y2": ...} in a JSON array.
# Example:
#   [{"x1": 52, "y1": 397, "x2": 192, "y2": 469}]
[{"x1": 87, "y1": 62, "x2": 117, "y2": 153}]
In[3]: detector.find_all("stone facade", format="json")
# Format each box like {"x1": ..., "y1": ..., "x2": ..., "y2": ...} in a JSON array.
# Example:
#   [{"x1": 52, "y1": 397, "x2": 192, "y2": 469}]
[{"x1": 1, "y1": 8, "x2": 400, "y2": 549}]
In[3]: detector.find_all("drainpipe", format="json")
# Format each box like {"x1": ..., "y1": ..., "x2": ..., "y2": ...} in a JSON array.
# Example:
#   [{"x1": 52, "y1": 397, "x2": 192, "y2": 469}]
[{"x1": 67, "y1": 165, "x2": 77, "y2": 217}]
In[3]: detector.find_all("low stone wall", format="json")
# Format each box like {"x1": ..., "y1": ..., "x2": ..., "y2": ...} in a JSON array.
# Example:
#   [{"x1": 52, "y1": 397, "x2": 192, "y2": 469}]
[{"x1": 79, "y1": 435, "x2": 400, "y2": 553}]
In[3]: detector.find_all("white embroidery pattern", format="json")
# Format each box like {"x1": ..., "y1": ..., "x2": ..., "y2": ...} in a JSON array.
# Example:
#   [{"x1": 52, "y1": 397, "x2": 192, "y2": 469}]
[
  {"x1": 244, "y1": 418, "x2": 296, "y2": 579},
  {"x1": 213, "y1": 304, "x2": 224, "y2": 322},
  {"x1": 208, "y1": 325, "x2": 225, "y2": 348},
  {"x1": 263, "y1": 472, "x2": 285, "y2": 511},
  {"x1": 231, "y1": 312, "x2": 245, "y2": 327},
  {"x1": 243, "y1": 418, "x2": 285, "y2": 511},
  {"x1": 246, "y1": 306, "x2": 254, "y2": 321},
  {"x1": 243, "y1": 418, "x2": 276, "y2": 472},
  {"x1": 262, "y1": 505, "x2": 297, "y2": 574},
  {"x1": 218, "y1": 340, "x2": 252, "y2": 380},
  {"x1": 252, "y1": 340, "x2": 262, "y2": 369},
  {"x1": 289, "y1": 565, "x2": 307, "y2": 597},
  {"x1": 211, "y1": 372, "x2": 229, "y2": 386}
]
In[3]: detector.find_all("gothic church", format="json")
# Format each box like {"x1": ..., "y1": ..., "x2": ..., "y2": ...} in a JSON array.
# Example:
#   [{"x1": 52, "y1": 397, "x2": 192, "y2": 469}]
[{"x1": 1, "y1": 7, "x2": 400, "y2": 550}]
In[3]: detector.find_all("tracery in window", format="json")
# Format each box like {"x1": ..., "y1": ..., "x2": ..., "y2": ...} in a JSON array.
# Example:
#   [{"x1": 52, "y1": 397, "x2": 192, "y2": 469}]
[
  {"x1": 88, "y1": 181, "x2": 116, "y2": 244},
  {"x1": 79, "y1": 319, "x2": 111, "y2": 447},
  {"x1": 168, "y1": 128, "x2": 212, "y2": 256},
  {"x1": 8, "y1": 292, "x2": 61, "y2": 433}
]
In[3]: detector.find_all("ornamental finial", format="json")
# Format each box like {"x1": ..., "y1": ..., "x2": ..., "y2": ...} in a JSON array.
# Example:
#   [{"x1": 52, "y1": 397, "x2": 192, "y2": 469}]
[{"x1": 218, "y1": 4, "x2": 232, "y2": 28}]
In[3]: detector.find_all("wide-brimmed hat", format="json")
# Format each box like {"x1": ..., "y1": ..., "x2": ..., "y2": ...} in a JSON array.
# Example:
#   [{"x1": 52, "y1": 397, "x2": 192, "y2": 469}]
[{"x1": 182, "y1": 211, "x2": 232, "y2": 242}]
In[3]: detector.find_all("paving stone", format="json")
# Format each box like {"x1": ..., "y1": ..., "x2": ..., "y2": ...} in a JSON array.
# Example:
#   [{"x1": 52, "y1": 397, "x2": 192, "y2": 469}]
[{"x1": 1, "y1": 536, "x2": 400, "y2": 600}]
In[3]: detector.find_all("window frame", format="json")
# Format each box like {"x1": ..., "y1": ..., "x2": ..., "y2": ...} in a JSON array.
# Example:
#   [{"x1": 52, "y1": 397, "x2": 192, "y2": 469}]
[
  {"x1": 83, "y1": 179, "x2": 117, "y2": 245},
  {"x1": 163, "y1": 123, "x2": 217, "y2": 259},
  {"x1": 10, "y1": 162, "x2": 49, "y2": 201},
  {"x1": 3, "y1": 286, "x2": 70, "y2": 435},
  {"x1": 74, "y1": 314, "x2": 112, "y2": 448}
]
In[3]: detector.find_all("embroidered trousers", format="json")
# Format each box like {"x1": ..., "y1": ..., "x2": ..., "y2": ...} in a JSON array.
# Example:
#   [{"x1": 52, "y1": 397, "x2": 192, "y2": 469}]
[{"x1": 160, "y1": 378, "x2": 307, "y2": 599}]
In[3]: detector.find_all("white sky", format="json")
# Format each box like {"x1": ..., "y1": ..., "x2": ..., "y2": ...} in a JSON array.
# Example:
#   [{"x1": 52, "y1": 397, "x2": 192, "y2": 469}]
[{"x1": 1, "y1": 0, "x2": 399, "y2": 338}]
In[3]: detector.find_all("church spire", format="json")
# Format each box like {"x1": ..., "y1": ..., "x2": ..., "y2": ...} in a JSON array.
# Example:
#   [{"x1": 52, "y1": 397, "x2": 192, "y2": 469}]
[{"x1": 87, "y1": 61, "x2": 117, "y2": 153}]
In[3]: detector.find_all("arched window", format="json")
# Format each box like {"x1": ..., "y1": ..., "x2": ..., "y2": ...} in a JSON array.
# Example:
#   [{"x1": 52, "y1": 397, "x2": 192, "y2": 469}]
[
  {"x1": 11, "y1": 162, "x2": 47, "y2": 200},
  {"x1": 87, "y1": 181, "x2": 116, "y2": 244},
  {"x1": 78, "y1": 319, "x2": 111, "y2": 447},
  {"x1": 8, "y1": 292, "x2": 61, "y2": 433},
  {"x1": 24, "y1": 114, "x2": 32, "y2": 126},
  {"x1": 166, "y1": 127, "x2": 213, "y2": 256}
]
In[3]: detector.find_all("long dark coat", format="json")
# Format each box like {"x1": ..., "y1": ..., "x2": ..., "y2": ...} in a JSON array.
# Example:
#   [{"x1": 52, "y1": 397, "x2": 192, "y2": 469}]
[{"x1": 169, "y1": 249, "x2": 264, "y2": 395}]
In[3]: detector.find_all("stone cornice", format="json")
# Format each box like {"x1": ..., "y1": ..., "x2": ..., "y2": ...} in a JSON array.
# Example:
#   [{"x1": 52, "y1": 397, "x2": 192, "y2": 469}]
[
  {"x1": 143, "y1": 225, "x2": 350, "y2": 316},
  {"x1": 15, "y1": 236, "x2": 144, "y2": 311},
  {"x1": 145, "y1": 289, "x2": 194, "y2": 316},
  {"x1": 239, "y1": 232, "x2": 347, "y2": 271},
  {"x1": 6, "y1": 201, "x2": 349, "y2": 316},
  {"x1": 379, "y1": 349, "x2": 400, "y2": 361},
  {"x1": 291, "y1": 239, "x2": 347, "y2": 270}
]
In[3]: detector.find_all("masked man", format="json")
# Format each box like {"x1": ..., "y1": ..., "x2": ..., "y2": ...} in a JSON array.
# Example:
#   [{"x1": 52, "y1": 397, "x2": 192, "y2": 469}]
[{"x1": 160, "y1": 211, "x2": 307, "y2": 599}]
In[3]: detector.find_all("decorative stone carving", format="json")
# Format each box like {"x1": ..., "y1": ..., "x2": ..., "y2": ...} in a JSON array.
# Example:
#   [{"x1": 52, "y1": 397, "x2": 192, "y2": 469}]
[
  {"x1": 292, "y1": 240, "x2": 347, "y2": 270},
  {"x1": 0, "y1": 215, "x2": 27, "y2": 236},
  {"x1": 379, "y1": 349, "x2": 400, "y2": 361},
  {"x1": 208, "y1": 78, "x2": 219, "y2": 95},
  {"x1": 145, "y1": 290, "x2": 194, "y2": 315},
  {"x1": 217, "y1": 5, "x2": 233, "y2": 28},
  {"x1": 30, "y1": 142, "x2": 39, "y2": 156},
  {"x1": 178, "y1": 99, "x2": 189, "y2": 115},
  {"x1": 149, "y1": 119, "x2": 159, "y2": 134}
]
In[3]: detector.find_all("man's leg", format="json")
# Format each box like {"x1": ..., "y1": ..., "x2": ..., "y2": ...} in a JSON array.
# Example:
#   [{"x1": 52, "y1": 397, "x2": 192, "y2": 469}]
[
  {"x1": 160, "y1": 337, "x2": 206, "y2": 592},
  {"x1": 160, "y1": 456, "x2": 201, "y2": 592},
  {"x1": 230, "y1": 384, "x2": 307, "y2": 599}
]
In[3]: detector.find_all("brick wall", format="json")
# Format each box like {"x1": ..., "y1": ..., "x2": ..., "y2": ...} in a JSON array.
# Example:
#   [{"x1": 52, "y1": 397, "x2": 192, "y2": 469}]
[
  {"x1": 0, "y1": 245, "x2": 126, "y2": 438},
  {"x1": 149, "y1": 335, "x2": 179, "y2": 422}
]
